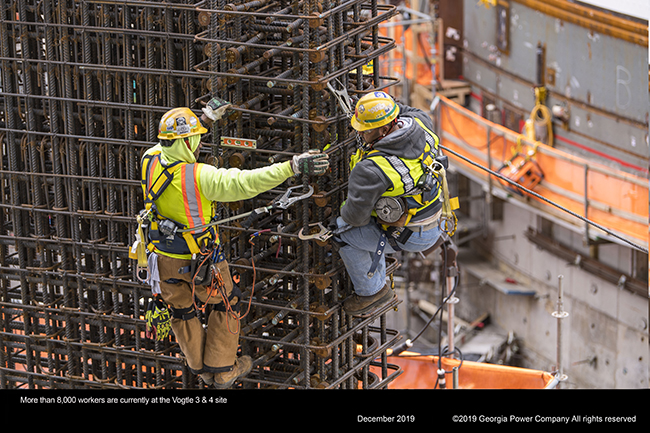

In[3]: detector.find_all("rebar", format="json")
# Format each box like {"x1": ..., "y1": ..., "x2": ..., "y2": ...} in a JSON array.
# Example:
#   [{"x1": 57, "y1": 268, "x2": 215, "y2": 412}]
[{"x1": 0, "y1": 0, "x2": 402, "y2": 390}]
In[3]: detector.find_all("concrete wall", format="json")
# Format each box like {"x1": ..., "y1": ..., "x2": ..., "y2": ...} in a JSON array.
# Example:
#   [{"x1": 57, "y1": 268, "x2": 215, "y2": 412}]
[
  {"x1": 444, "y1": 0, "x2": 650, "y2": 389},
  {"x1": 460, "y1": 0, "x2": 649, "y2": 175},
  {"x1": 457, "y1": 179, "x2": 649, "y2": 388}
]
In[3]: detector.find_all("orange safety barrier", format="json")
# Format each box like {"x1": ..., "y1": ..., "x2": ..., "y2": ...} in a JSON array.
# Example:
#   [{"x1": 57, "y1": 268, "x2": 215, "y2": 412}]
[
  {"x1": 437, "y1": 95, "x2": 648, "y2": 249},
  {"x1": 378, "y1": 15, "x2": 436, "y2": 88},
  {"x1": 376, "y1": 352, "x2": 558, "y2": 389}
]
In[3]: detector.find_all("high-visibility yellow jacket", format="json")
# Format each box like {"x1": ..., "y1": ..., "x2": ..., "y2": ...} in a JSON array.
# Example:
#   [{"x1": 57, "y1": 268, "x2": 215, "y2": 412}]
[{"x1": 141, "y1": 141, "x2": 294, "y2": 259}]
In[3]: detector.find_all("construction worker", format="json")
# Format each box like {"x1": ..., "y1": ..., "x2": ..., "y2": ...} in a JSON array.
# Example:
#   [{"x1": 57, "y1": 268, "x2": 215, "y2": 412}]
[
  {"x1": 140, "y1": 99, "x2": 328, "y2": 388},
  {"x1": 332, "y1": 91, "x2": 445, "y2": 316}
]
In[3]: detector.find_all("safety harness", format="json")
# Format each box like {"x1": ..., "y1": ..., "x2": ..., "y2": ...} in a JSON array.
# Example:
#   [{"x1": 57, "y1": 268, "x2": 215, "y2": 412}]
[
  {"x1": 141, "y1": 152, "x2": 220, "y2": 257},
  {"x1": 354, "y1": 117, "x2": 458, "y2": 277},
  {"x1": 136, "y1": 151, "x2": 238, "y2": 337}
]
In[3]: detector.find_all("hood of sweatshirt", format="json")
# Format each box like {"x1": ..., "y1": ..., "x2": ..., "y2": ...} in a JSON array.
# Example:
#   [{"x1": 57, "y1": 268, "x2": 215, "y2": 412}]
[
  {"x1": 159, "y1": 134, "x2": 201, "y2": 164},
  {"x1": 371, "y1": 117, "x2": 426, "y2": 160}
]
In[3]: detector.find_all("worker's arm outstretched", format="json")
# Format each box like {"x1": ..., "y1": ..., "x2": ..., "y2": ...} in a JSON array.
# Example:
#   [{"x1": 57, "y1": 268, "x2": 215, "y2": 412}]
[{"x1": 199, "y1": 151, "x2": 328, "y2": 203}]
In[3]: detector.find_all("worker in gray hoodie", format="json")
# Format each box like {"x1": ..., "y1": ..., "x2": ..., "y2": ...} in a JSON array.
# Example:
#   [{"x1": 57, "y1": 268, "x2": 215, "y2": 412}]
[{"x1": 332, "y1": 91, "x2": 445, "y2": 317}]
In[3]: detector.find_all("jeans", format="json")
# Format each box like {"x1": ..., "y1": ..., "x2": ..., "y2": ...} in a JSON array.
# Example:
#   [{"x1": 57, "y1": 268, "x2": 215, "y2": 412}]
[{"x1": 335, "y1": 216, "x2": 441, "y2": 297}]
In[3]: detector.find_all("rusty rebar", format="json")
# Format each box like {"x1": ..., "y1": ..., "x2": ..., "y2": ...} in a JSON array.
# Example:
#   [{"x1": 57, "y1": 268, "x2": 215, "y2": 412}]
[{"x1": 0, "y1": 0, "x2": 401, "y2": 390}]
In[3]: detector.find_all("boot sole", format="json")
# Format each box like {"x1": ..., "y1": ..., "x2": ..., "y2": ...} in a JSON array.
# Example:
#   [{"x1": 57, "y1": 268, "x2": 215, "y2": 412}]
[{"x1": 345, "y1": 292, "x2": 396, "y2": 318}]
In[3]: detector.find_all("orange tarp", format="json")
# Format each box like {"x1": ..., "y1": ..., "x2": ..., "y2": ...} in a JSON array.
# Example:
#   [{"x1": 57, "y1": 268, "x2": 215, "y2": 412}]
[
  {"x1": 438, "y1": 96, "x2": 649, "y2": 247},
  {"x1": 378, "y1": 353, "x2": 557, "y2": 389}
]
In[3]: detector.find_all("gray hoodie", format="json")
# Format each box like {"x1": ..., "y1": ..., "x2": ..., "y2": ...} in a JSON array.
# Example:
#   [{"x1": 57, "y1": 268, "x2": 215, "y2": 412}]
[{"x1": 341, "y1": 103, "x2": 442, "y2": 227}]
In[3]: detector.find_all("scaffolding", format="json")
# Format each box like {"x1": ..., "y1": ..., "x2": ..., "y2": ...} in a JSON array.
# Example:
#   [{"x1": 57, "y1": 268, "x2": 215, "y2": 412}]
[{"x1": 0, "y1": 0, "x2": 404, "y2": 389}]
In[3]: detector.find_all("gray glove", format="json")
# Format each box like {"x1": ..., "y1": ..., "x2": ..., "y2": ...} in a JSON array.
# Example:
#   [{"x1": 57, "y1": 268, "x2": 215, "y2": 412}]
[
  {"x1": 202, "y1": 97, "x2": 232, "y2": 122},
  {"x1": 291, "y1": 150, "x2": 329, "y2": 176}
]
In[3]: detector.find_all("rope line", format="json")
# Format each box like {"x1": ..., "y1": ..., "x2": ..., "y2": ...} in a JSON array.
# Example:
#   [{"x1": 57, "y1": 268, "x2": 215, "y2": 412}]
[{"x1": 439, "y1": 143, "x2": 648, "y2": 254}]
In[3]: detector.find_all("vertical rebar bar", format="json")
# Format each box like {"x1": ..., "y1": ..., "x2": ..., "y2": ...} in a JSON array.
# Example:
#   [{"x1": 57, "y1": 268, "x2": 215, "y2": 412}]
[{"x1": 0, "y1": 0, "x2": 400, "y2": 390}]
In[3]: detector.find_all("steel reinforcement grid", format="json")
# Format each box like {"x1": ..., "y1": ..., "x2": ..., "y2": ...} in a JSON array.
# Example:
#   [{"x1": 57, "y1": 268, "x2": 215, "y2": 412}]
[{"x1": 0, "y1": 0, "x2": 404, "y2": 389}]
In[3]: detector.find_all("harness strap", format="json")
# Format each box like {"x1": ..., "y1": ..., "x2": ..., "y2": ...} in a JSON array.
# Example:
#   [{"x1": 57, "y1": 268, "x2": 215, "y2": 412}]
[
  {"x1": 142, "y1": 154, "x2": 183, "y2": 210},
  {"x1": 368, "y1": 232, "x2": 389, "y2": 278},
  {"x1": 171, "y1": 305, "x2": 196, "y2": 321},
  {"x1": 367, "y1": 227, "x2": 413, "y2": 277},
  {"x1": 211, "y1": 284, "x2": 243, "y2": 313}
]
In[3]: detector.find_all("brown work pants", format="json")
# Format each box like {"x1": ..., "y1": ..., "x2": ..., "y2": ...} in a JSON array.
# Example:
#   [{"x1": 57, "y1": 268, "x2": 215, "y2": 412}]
[{"x1": 157, "y1": 253, "x2": 240, "y2": 374}]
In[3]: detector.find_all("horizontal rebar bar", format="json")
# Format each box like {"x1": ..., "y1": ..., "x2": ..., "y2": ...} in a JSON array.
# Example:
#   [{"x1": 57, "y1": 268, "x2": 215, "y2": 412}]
[{"x1": 0, "y1": 0, "x2": 402, "y2": 390}]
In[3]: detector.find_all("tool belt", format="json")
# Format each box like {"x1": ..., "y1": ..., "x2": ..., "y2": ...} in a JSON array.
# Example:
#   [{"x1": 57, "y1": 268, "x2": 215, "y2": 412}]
[{"x1": 177, "y1": 243, "x2": 227, "y2": 285}]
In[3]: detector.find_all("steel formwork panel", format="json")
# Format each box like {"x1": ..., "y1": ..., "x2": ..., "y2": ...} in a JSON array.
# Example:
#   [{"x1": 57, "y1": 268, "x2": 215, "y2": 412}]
[{"x1": 0, "y1": 0, "x2": 403, "y2": 389}]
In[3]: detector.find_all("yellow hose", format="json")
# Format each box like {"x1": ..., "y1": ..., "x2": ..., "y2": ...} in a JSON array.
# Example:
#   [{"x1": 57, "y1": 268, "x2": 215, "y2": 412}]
[{"x1": 529, "y1": 103, "x2": 553, "y2": 147}]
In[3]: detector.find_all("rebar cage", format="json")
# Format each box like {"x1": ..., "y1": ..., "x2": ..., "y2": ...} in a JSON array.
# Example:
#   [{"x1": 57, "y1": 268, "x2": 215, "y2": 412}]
[{"x1": 0, "y1": 0, "x2": 404, "y2": 389}]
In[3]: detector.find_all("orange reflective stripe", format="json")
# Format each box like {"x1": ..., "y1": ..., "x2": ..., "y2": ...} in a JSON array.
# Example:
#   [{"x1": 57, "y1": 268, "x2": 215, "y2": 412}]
[
  {"x1": 148, "y1": 156, "x2": 159, "y2": 191},
  {"x1": 180, "y1": 165, "x2": 194, "y2": 230}
]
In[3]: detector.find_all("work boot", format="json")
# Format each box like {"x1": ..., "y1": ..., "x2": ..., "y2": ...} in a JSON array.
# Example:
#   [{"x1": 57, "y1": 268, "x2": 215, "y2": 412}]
[
  {"x1": 213, "y1": 355, "x2": 253, "y2": 389},
  {"x1": 343, "y1": 283, "x2": 395, "y2": 317},
  {"x1": 200, "y1": 372, "x2": 214, "y2": 385}
]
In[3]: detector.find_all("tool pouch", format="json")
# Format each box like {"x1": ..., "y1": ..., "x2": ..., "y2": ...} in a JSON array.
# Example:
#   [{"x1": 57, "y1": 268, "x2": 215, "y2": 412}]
[{"x1": 190, "y1": 254, "x2": 214, "y2": 285}]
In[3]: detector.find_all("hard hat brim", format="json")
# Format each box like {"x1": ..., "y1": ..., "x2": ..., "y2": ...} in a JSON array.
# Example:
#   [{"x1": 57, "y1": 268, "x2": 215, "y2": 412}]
[
  {"x1": 350, "y1": 115, "x2": 373, "y2": 132},
  {"x1": 157, "y1": 125, "x2": 207, "y2": 140}
]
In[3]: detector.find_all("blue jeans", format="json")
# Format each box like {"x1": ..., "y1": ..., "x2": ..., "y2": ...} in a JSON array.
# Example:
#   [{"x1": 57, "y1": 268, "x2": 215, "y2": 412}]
[{"x1": 335, "y1": 216, "x2": 441, "y2": 297}]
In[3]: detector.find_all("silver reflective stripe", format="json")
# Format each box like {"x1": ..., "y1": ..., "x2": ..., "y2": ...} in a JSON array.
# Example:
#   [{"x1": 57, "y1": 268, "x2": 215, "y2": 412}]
[
  {"x1": 183, "y1": 163, "x2": 202, "y2": 232},
  {"x1": 384, "y1": 155, "x2": 416, "y2": 195},
  {"x1": 415, "y1": 117, "x2": 439, "y2": 154}
]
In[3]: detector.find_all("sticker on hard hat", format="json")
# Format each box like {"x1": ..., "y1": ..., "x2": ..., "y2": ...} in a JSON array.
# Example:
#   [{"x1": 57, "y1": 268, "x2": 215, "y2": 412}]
[
  {"x1": 175, "y1": 117, "x2": 190, "y2": 135},
  {"x1": 368, "y1": 103, "x2": 388, "y2": 114},
  {"x1": 176, "y1": 125, "x2": 190, "y2": 134}
]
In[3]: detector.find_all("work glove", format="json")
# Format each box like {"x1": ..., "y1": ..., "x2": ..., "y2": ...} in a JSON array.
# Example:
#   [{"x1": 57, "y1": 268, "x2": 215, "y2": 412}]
[
  {"x1": 145, "y1": 296, "x2": 172, "y2": 341},
  {"x1": 202, "y1": 97, "x2": 232, "y2": 122},
  {"x1": 291, "y1": 150, "x2": 329, "y2": 176}
]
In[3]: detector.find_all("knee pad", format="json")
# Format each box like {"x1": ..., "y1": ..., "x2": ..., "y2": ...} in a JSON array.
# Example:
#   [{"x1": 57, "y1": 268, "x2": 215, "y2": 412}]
[
  {"x1": 211, "y1": 284, "x2": 243, "y2": 313},
  {"x1": 171, "y1": 305, "x2": 196, "y2": 320}
]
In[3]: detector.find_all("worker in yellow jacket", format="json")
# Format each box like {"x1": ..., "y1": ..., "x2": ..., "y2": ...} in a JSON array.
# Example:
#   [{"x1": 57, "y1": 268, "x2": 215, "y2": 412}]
[{"x1": 141, "y1": 100, "x2": 328, "y2": 388}]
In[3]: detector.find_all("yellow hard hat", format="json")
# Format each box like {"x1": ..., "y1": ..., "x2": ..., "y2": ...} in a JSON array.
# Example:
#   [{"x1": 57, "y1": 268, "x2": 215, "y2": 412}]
[
  {"x1": 350, "y1": 91, "x2": 399, "y2": 132},
  {"x1": 157, "y1": 107, "x2": 207, "y2": 140}
]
